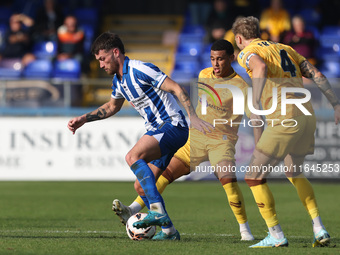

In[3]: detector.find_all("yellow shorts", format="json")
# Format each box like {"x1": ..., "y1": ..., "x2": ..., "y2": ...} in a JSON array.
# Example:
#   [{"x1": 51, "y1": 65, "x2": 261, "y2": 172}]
[
  {"x1": 256, "y1": 114, "x2": 316, "y2": 159},
  {"x1": 190, "y1": 129, "x2": 236, "y2": 168},
  {"x1": 173, "y1": 136, "x2": 190, "y2": 167}
]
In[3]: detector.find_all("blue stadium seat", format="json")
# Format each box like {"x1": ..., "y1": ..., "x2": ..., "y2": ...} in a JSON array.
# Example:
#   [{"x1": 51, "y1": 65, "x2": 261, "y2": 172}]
[
  {"x1": 53, "y1": 59, "x2": 81, "y2": 79},
  {"x1": 171, "y1": 70, "x2": 195, "y2": 84},
  {"x1": 174, "y1": 54, "x2": 200, "y2": 74},
  {"x1": 299, "y1": 8, "x2": 320, "y2": 26},
  {"x1": 177, "y1": 41, "x2": 203, "y2": 57},
  {"x1": 23, "y1": 59, "x2": 53, "y2": 79},
  {"x1": 322, "y1": 26, "x2": 340, "y2": 36},
  {"x1": 181, "y1": 25, "x2": 206, "y2": 37},
  {"x1": 0, "y1": 24, "x2": 8, "y2": 51},
  {"x1": 74, "y1": 8, "x2": 98, "y2": 26},
  {"x1": 319, "y1": 60, "x2": 340, "y2": 78},
  {"x1": 0, "y1": 8, "x2": 12, "y2": 24},
  {"x1": 319, "y1": 35, "x2": 340, "y2": 49},
  {"x1": 306, "y1": 25, "x2": 320, "y2": 40},
  {"x1": 33, "y1": 41, "x2": 57, "y2": 59},
  {"x1": 317, "y1": 46, "x2": 340, "y2": 61},
  {"x1": 80, "y1": 24, "x2": 95, "y2": 53},
  {"x1": 200, "y1": 52, "x2": 211, "y2": 70},
  {"x1": 0, "y1": 59, "x2": 22, "y2": 79}
]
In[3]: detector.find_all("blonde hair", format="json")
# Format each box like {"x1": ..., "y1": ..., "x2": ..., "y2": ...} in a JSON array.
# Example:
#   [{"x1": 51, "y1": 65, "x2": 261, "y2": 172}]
[{"x1": 232, "y1": 16, "x2": 260, "y2": 39}]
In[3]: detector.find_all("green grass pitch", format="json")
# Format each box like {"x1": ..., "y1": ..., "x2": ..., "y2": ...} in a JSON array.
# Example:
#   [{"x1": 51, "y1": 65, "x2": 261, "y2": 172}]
[{"x1": 0, "y1": 181, "x2": 338, "y2": 254}]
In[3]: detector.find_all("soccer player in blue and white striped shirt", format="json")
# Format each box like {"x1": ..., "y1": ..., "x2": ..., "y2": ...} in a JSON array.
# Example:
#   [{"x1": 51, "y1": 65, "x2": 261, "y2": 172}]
[{"x1": 67, "y1": 32, "x2": 213, "y2": 240}]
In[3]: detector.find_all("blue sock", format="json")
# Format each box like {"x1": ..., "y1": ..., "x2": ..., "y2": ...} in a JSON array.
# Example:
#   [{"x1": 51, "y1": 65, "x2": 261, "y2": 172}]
[
  {"x1": 130, "y1": 159, "x2": 163, "y2": 204},
  {"x1": 160, "y1": 199, "x2": 173, "y2": 229},
  {"x1": 140, "y1": 195, "x2": 150, "y2": 209}
]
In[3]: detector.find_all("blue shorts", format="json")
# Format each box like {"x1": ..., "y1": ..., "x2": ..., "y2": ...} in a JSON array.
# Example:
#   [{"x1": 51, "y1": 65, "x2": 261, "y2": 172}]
[{"x1": 147, "y1": 122, "x2": 188, "y2": 171}]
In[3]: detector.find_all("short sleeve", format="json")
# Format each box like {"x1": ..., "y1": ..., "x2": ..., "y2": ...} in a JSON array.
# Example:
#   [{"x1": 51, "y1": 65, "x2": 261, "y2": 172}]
[
  {"x1": 238, "y1": 50, "x2": 257, "y2": 71},
  {"x1": 134, "y1": 63, "x2": 167, "y2": 88},
  {"x1": 111, "y1": 79, "x2": 124, "y2": 99}
]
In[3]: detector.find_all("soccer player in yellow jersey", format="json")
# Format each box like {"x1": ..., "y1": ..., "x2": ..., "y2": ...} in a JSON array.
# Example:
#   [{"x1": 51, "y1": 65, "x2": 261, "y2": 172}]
[
  {"x1": 113, "y1": 40, "x2": 263, "y2": 241},
  {"x1": 232, "y1": 16, "x2": 340, "y2": 248}
]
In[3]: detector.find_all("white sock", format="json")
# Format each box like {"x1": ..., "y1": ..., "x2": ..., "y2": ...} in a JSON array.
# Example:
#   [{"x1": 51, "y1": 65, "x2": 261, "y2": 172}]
[
  {"x1": 129, "y1": 201, "x2": 142, "y2": 215},
  {"x1": 239, "y1": 222, "x2": 252, "y2": 234},
  {"x1": 312, "y1": 216, "x2": 325, "y2": 234},
  {"x1": 269, "y1": 224, "x2": 285, "y2": 240},
  {"x1": 149, "y1": 202, "x2": 165, "y2": 214},
  {"x1": 162, "y1": 225, "x2": 176, "y2": 235}
]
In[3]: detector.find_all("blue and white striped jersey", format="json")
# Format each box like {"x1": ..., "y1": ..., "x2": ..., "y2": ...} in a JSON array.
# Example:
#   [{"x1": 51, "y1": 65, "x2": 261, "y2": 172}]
[{"x1": 111, "y1": 57, "x2": 187, "y2": 131}]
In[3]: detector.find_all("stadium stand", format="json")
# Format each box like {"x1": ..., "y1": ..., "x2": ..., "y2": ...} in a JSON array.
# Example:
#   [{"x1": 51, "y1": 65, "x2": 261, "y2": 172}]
[
  {"x1": 0, "y1": 58, "x2": 22, "y2": 79},
  {"x1": 53, "y1": 59, "x2": 81, "y2": 79},
  {"x1": 23, "y1": 59, "x2": 53, "y2": 79},
  {"x1": 32, "y1": 41, "x2": 57, "y2": 60},
  {"x1": 0, "y1": 0, "x2": 339, "y2": 114}
]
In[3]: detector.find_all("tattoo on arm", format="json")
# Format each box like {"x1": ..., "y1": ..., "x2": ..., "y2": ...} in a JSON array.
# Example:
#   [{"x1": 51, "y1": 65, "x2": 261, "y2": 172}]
[
  {"x1": 86, "y1": 108, "x2": 107, "y2": 122},
  {"x1": 300, "y1": 61, "x2": 313, "y2": 78},
  {"x1": 300, "y1": 60, "x2": 340, "y2": 107},
  {"x1": 178, "y1": 90, "x2": 196, "y2": 116}
]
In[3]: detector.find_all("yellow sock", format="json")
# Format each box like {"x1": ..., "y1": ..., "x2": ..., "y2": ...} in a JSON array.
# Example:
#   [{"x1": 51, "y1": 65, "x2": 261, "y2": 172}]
[
  {"x1": 223, "y1": 182, "x2": 247, "y2": 224},
  {"x1": 133, "y1": 175, "x2": 170, "y2": 209},
  {"x1": 287, "y1": 174, "x2": 319, "y2": 219},
  {"x1": 250, "y1": 183, "x2": 279, "y2": 228}
]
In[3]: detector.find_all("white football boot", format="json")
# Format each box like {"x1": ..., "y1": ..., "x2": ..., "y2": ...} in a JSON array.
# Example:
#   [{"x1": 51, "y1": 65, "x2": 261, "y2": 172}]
[{"x1": 112, "y1": 199, "x2": 132, "y2": 225}]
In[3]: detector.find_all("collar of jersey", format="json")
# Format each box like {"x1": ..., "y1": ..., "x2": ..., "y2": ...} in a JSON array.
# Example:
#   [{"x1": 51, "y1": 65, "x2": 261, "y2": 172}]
[
  {"x1": 123, "y1": 56, "x2": 130, "y2": 74},
  {"x1": 211, "y1": 69, "x2": 236, "y2": 80},
  {"x1": 249, "y1": 38, "x2": 262, "y2": 45}
]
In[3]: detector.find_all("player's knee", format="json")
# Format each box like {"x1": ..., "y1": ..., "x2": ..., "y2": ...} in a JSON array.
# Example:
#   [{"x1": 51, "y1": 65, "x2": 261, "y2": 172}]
[
  {"x1": 219, "y1": 177, "x2": 237, "y2": 185},
  {"x1": 125, "y1": 152, "x2": 139, "y2": 167},
  {"x1": 244, "y1": 178, "x2": 267, "y2": 187},
  {"x1": 134, "y1": 180, "x2": 145, "y2": 196}
]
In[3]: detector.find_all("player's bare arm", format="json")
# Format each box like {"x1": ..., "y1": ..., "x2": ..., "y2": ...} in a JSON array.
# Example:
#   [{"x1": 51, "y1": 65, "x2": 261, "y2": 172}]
[
  {"x1": 253, "y1": 126, "x2": 264, "y2": 145},
  {"x1": 160, "y1": 77, "x2": 214, "y2": 133},
  {"x1": 300, "y1": 60, "x2": 340, "y2": 124},
  {"x1": 248, "y1": 54, "x2": 268, "y2": 126},
  {"x1": 67, "y1": 97, "x2": 125, "y2": 134}
]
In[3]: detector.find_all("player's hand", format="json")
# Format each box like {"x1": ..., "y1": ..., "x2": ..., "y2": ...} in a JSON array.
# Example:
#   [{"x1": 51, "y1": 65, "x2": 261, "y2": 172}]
[
  {"x1": 190, "y1": 115, "x2": 214, "y2": 134},
  {"x1": 334, "y1": 104, "x2": 340, "y2": 125},
  {"x1": 67, "y1": 116, "x2": 86, "y2": 134},
  {"x1": 249, "y1": 113, "x2": 265, "y2": 127}
]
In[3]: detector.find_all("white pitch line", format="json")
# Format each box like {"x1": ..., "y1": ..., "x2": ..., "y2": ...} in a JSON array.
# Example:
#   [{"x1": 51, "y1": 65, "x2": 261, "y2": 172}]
[{"x1": 0, "y1": 229, "x2": 327, "y2": 239}]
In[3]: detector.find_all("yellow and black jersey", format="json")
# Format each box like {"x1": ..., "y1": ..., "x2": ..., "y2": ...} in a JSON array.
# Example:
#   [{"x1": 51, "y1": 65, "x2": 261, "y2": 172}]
[
  {"x1": 196, "y1": 67, "x2": 250, "y2": 142},
  {"x1": 237, "y1": 38, "x2": 314, "y2": 121}
]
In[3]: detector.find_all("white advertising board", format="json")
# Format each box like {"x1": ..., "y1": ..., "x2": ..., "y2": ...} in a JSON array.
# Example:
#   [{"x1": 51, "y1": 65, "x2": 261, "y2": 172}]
[{"x1": 0, "y1": 117, "x2": 145, "y2": 180}]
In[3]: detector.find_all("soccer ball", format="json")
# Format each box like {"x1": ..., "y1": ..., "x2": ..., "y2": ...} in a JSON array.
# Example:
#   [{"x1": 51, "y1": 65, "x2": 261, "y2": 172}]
[{"x1": 126, "y1": 213, "x2": 156, "y2": 240}]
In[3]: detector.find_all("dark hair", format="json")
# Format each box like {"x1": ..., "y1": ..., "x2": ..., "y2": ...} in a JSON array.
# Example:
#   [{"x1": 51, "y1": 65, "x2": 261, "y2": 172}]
[
  {"x1": 211, "y1": 39, "x2": 234, "y2": 55},
  {"x1": 91, "y1": 32, "x2": 125, "y2": 55}
]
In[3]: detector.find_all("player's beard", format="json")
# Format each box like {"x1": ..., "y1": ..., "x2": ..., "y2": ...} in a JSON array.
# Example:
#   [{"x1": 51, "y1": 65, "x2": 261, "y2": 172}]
[{"x1": 107, "y1": 56, "x2": 120, "y2": 75}]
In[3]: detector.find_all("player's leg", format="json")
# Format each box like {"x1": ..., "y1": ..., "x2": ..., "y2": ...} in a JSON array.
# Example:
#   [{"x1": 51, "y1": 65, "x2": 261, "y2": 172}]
[
  {"x1": 125, "y1": 134, "x2": 167, "y2": 218},
  {"x1": 149, "y1": 155, "x2": 190, "y2": 240},
  {"x1": 284, "y1": 114, "x2": 329, "y2": 246},
  {"x1": 135, "y1": 156, "x2": 190, "y2": 211},
  {"x1": 112, "y1": 163, "x2": 162, "y2": 225},
  {"x1": 127, "y1": 123, "x2": 188, "y2": 231},
  {"x1": 215, "y1": 160, "x2": 254, "y2": 241},
  {"x1": 246, "y1": 118, "x2": 309, "y2": 248},
  {"x1": 245, "y1": 149, "x2": 288, "y2": 248},
  {"x1": 284, "y1": 154, "x2": 330, "y2": 247},
  {"x1": 212, "y1": 151, "x2": 254, "y2": 241},
  {"x1": 113, "y1": 141, "x2": 190, "y2": 225}
]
